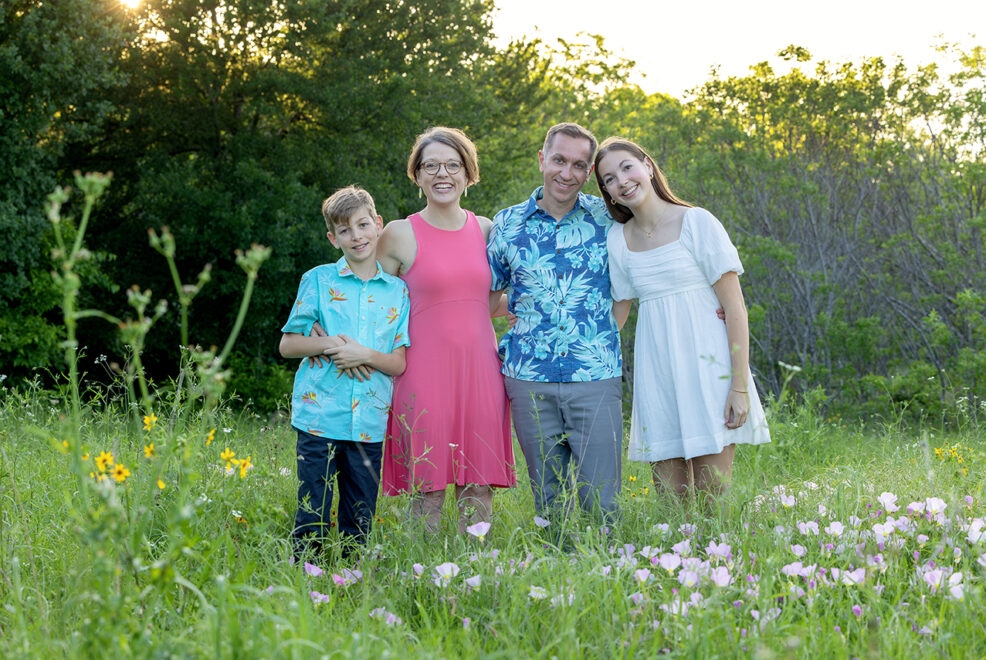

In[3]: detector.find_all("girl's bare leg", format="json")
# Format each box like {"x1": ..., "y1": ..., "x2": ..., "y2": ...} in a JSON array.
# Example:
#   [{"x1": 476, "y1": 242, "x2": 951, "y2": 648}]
[
  {"x1": 456, "y1": 484, "x2": 492, "y2": 534},
  {"x1": 692, "y1": 444, "x2": 735, "y2": 510},
  {"x1": 651, "y1": 458, "x2": 690, "y2": 502},
  {"x1": 410, "y1": 489, "x2": 446, "y2": 535}
]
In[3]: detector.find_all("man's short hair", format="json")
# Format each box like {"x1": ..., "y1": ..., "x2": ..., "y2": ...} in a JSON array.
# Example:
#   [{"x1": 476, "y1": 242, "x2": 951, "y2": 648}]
[
  {"x1": 321, "y1": 185, "x2": 376, "y2": 232},
  {"x1": 543, "y1": 122, "x2": 598, "y2": 157}
]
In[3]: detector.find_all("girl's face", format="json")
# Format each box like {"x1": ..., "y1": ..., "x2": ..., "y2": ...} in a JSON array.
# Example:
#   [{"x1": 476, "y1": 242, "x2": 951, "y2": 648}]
[
  {"x1": 415, "y1": 142, "x2": 467, "y2": 206},
  {"x1": 596, "y1": 150, "x2": 654, "y2": 209}
]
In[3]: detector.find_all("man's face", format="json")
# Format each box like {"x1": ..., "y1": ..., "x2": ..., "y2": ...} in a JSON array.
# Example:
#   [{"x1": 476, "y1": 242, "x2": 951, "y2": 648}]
[{"x1": 538, "y1": 133, "x2": 594, "y2": 212}]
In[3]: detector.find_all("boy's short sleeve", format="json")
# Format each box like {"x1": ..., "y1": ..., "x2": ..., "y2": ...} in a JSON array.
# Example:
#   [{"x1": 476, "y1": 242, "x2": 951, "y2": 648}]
[
  {"x1": 281, "y1": 269, "x2": 320, "y2": 335},
  {"x1": 392, "y1": 283, "x2": 411, "y2": 350},
  {"x1": 487, "y1": 213, "x2": 510, "y2": 292},
  {"x1": 683, "y1": 208, "x2": 744, "y2": 286},
  {"x1": 606, "y1": 223, "x2": 637, "y2": 301}
]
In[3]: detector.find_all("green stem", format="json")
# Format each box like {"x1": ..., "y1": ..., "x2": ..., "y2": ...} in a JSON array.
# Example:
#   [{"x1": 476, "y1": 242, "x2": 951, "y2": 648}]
[{"x1": 217, "y1": 273, "x2": 256, "y2": 366}]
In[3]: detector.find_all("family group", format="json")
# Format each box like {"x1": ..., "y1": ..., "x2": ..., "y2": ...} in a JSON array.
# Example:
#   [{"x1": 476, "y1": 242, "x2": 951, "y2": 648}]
[{"x1": 278, "y1": 122, "x2": 771, "y2": 559}]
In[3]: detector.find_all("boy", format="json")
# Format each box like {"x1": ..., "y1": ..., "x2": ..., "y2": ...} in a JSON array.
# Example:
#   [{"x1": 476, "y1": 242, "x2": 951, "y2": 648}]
[{"x1": 280, "y1": 185, "x2": 410, "y2": 559}]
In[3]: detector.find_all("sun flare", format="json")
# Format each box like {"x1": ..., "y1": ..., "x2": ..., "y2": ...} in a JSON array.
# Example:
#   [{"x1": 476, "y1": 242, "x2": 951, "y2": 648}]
[{"x1": 120, "y1": 0, "x2": 141, "y2": 9}]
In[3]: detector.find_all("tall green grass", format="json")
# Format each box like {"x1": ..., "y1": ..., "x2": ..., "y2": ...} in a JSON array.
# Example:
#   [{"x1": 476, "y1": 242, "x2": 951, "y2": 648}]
[{"x1": 1, "y1": 382, "x2": 984, "y2": 658}]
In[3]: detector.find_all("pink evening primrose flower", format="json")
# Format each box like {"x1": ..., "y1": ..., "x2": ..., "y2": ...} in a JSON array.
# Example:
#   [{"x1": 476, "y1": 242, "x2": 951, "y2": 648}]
[
  {"x1": 629, "y1": 592, "x2": 645, "y2": 606},
  {"x1": 369, "y1": 607, "x2": 402, "y2": 625},
  {"x1": 964, "y1": 495, "x2": 974, "y2": 507},
  {"x1": 465, "y1": 574, "x2": 482, "y2": 589},
  {"x1": 797, "y1": 521, "x2": 819, "y2": 536},
  {"x1": 659, "y1": 553, "x2": 682, "y2": 573},
  {"x1": 304, "y1": 562, "x2": 323, "y2": 577},
  {"x1": 533, "y1": 516, "x2": 550, "y2": 528},
  {"x1": 780, "y1": 494, "x2": 796, "y2": 508},
  {"x1": 679, "y1": 523, "x2": 697, "y2": 536},
  {"x1": 877, "y1": 492, "x2": 900, "y2": 513},
  {"x1": 433, "y1": 562, "x2": 460, "y2": 587},
  {"x1": 671, "y1": 539, "x2": 691, "y2": 556},
  {"x1": 710, "y1": 566, "x2": 732, "y2": 587},
  {"x1": 852, "y1": 604, "x2": 863, "y2": 617},
  {"x1": 824, "y1": 521, "x2": 845, "y2": 537},
  {"x1": 790, "y1": 544, "x2": 807, "y2": 558},
  {"x1": 948, "y1": 572, "x2": 964, "y2": 600},
  {"x1": 332, "y1": 568, "x2": 362, "y2": 587},
  {"x1": 634, "y1": 568, "x2": 652, "y2": 584},
  {"x1": 966, "y1": 519, "x2": 985, "y2": 544},
  {"x1": 925, "y1": 497, "x2": 947, "y2": 517},
  {"x1": 466, "y1": 521, "x2": 491, "y2": 541},
  {"x1": 706, "y1": 541, "x2": 732, "y2": 561},
  {"x1": 309, "y1": 590, "x2": 331, "y2": 603}
]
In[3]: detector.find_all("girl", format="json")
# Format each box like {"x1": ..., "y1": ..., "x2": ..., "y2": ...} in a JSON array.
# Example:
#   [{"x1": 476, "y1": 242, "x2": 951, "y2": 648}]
[{"x1": 594, "y1": 137, "x2": 769, "y2": 503}]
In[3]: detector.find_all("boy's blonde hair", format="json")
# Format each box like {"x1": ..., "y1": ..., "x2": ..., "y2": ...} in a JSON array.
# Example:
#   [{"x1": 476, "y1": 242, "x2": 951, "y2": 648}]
[{"x1": 321, "y1": 185, "x2": 377, "y2": 232}]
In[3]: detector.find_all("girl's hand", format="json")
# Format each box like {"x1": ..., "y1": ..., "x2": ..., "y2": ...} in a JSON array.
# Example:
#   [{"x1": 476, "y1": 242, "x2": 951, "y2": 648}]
[{"x1": 724, "y1": 389, "x2": 749, "y2": 429}]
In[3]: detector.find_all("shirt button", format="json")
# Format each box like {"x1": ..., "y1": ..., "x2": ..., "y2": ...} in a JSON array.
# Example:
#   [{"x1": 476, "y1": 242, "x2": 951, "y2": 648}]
[
  {"x1": 561, "y1": 351, "x2": 567, "y2": 357},
  {"x1": 556, "y1": 249, "x2": 561, "y2": 254},
  {"x1": 557, "y1": 274, "x2": 562, "y2": 279}
]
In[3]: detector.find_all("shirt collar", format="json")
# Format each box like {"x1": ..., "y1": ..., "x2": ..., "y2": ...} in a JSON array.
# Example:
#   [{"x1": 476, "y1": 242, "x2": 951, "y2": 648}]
[
  {"x1": 523, "y1": 186, "x2": 593, "y2": 221},
  {"x1": 335, "y1": 257, "x2": 384, "y2": 281}
]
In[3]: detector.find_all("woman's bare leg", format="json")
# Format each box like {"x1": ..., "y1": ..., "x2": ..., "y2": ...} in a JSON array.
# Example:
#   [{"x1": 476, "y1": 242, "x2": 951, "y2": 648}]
[
  {"x1": 410, "y1": 489, "x2": 446, "y2": 535},
  {"x1": 456, "y1": 484, "x2": 493, "y2": 534},
  {"x1": 692, "y1": 445, "x2": 735, "y2": 510},
  {"x1": 651, "y1": 458, "x2": 690, "y2": 502}
]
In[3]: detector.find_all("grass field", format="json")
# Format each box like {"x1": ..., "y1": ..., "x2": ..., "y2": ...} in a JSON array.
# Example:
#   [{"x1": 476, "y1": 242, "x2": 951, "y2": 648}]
[{"x1": 1, "y1": 382, "x2": 984, "y2": 658}]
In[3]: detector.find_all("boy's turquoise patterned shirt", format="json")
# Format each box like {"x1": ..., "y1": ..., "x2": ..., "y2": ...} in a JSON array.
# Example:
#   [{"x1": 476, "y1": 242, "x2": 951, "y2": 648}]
[
  {"x1": 487, "y1": 187, "x2": 622, "y2": 382},
  {"x1": 281, "y1": 258, "x2": 410, "y2": 442}
]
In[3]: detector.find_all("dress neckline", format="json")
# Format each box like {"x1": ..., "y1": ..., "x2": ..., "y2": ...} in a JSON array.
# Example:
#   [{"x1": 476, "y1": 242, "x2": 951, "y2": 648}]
[
  {"x1": 622, "y1": 207, "x2": 691, "y2": 254},
  {"x1": 413, "y1": 210, "x2": 471, "y2": 233}
]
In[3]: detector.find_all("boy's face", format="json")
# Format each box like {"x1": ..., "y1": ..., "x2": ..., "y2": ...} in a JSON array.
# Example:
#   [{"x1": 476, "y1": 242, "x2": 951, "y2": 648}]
[{"x1": 327, "y1": 206, "x2": 384, "y2": 266}]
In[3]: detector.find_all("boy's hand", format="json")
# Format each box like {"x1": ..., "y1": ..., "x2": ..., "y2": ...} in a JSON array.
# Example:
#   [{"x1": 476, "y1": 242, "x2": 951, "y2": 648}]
[{"x1": 324, "y1": 334, "x2": 370, "y2": 370}]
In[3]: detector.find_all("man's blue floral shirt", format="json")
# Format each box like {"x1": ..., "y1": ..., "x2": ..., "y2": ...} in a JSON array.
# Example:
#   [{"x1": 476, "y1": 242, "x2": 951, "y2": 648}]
[{"x1": 487, "y1": 187, "x2": 622, "y2": 382}]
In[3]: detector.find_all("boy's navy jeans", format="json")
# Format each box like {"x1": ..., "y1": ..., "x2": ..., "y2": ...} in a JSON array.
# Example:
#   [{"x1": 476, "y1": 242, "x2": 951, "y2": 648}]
[{"x1": 293, "y1": 429, "x2": 382, "y2": 557}]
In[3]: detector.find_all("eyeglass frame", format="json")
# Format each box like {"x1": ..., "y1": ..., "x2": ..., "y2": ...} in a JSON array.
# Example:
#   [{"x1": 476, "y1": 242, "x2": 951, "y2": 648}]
[{"x1": 417, "y1": 160, "x2": 464, "y2": 175}]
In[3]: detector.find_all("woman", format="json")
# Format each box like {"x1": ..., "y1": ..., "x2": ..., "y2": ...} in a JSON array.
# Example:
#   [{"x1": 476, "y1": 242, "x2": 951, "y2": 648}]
[
  {"x1": 594, "y1": 137, "x2": 770, "y2": 505},
  {"x1": 377, "y1": 127, "x2": 516, "y2": 533}
]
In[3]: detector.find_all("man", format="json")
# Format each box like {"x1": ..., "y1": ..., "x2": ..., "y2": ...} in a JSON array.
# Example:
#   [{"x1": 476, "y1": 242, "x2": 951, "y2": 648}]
[{"x1": 487, "y1": 122, "x2": 623, "y2": 520}]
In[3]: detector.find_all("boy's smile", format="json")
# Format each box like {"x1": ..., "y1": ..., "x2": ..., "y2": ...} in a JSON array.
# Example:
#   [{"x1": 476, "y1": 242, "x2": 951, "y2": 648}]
[{"x1": 328, "y1": 206, "x2": 384, "y2": 270}]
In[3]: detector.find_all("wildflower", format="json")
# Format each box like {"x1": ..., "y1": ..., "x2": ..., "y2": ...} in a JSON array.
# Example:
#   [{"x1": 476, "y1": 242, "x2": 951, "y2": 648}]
[
  {"x1": 433, "y1": 562, "x2": 460, "y2": 587},
  {"x1": 206, "y1": 428, "x2": 216, "y2": 445},
  {"x1": 143, "y1": 413, "x2": 158, "y2": 431},
  {"x1": 237, "y1": 455, "x2": 253, "y2": 478},
  {"x1": 825, "y1": 521, "x2": 845, "y2": 537},
  {"x1": 629, "y1": 591, "x2": 645, "y2": 606},
  {"x1": 790, "y1": 544, "x2": 807, "y2": 558},
  {"x1": 528, "y1": 586, "x2": 548, "y2": 600},
  {"x1": 877, "y1": 492, "x2": 899, "y2": 513},
  {"x1": 112, "y1": 463, "x2": 131, "y2": 483},
  {"x1": 966, "y1": 519, "x2": 985, "y2": 544},
  {"x1": 948, "y1": 572, "x2": 964, "y2": 600},
  {"x1": 332, "y1": 568, "x2": 362, "y2": 586},
  {"x1": 634, "y1": 568, "x2": 651, "y2": 584},
  {"x1": 144, "y1": 443, "x2": 154, "y2": 458},
  {"x1": 797, "y1": 521, "x2": 819, "y2": 535},
  {"x1": 671, "y1": 539, "x2": 691, "y2": 555},
  {"x1": 462, "y1": 617, "x2": 471, "y2": 629},
  {"x1": 851, "y1": 605, "x2": 863, "y2": 617},
  {"x1": 658, "y1": 553, "x2": 681, "y2": 573},
  {"x1": 220, "y1": 447, "x2": 235, "y2": 469},
  {"x1": 369, "y1": 607, "x2": 402, "y2": 625},
  {"x1": 465, "y1": 574, "x2": 482, "y2": 589},
  {"x1": 533, "y1": 515, "x2": 550, "y2": 528},
  {"x1": 157, "y1": 479, "x2": 166, "y2": 490},
  {"x1": 710, "y1": 566, "x2": 732, "y2": 587},
  {"x1": 466, "y1": 521, "x2": 491, "y2": 541},
  {"x1": 309, "y1": 590, "x2": 331, "y2": 604},
  {"x1": 81, "y1": 452, "x2": 89, "y2": 461},
  {"x1": 304, "y1": 562, "x2": 323, "y2": 577},
  {"x1": 95, "y1": 451, "x2": 114, "y2": 472}
]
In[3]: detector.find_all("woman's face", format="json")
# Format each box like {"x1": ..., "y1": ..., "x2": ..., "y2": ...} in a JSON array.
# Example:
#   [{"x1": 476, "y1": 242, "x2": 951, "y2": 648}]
[
  {"x1": 596, "y1": 150, "x2": 653, "y2": 209},
  {"x1": 415, "y1": 142, "x2": 467, "y2": 206}
]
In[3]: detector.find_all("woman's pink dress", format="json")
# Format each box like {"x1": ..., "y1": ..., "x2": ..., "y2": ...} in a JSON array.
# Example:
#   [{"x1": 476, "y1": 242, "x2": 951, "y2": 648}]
[{"x1": 382, "y1": 212, "x2": 516, "y2": 494}]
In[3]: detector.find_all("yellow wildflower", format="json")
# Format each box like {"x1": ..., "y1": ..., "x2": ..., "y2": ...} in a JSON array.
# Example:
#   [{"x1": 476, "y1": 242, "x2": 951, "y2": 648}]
[
  {"x1": 143, "y1": 413, "x2": 158, "y2": 431},
  {"x1": 112, "y1": 464, "x2": 131, "y2": 483},
  {"x1": 220, "y1": 447, "x2": 235, "y2": 462},
  {"x1": 238, "y1": 455, "x2": 253, "y2": 478},
  {"x1": 157, "y1": 479, "x2": 166, "y2": 490},
  {"x1": 95, "y1": 451, "x2": 114, "y2": 472},
  {"x1": 144, "y1": 443, "x2": 155, "y2": 458},
  {"x1": 206, "y1": 428, "x2": 216, "y2": 446},
  {"x1": 81, "y1": 452, "x2": 89, "y2": 461}
]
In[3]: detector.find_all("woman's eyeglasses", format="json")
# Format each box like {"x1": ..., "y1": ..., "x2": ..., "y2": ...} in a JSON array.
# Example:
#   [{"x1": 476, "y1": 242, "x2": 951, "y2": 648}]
[{"x1": 418, "y1": 160, "x2": 463, "y2": 175}]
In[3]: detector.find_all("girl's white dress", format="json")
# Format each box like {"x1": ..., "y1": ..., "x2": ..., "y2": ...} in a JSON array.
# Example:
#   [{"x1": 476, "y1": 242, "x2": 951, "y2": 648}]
[{"x1": 608, "y1": 207, "x2": 770, "y2": 462}]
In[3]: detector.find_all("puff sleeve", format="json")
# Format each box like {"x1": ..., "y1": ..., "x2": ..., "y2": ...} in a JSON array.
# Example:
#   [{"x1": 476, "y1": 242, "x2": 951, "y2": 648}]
[
  {"x1": 606, "y1": 223, "x2": 638, "y2": 301},
  {"x1": 681, "y1": 208, "x2": 743, "y2": 286}
]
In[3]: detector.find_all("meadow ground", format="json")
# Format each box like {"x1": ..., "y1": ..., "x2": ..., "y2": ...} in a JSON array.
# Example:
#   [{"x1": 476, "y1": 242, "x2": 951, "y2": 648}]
[{"x1": 1, "y1": 385, "x2": 984, "y2": 659}]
